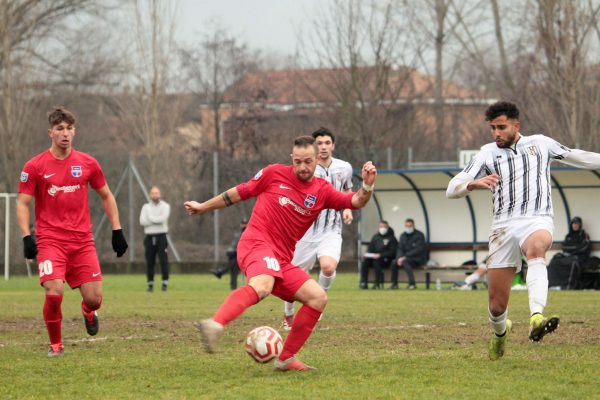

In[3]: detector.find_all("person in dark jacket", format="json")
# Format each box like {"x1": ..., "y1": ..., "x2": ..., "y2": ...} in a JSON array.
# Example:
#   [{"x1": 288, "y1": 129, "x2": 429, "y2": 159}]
[
  {"x1": 359, "y1": 220, "x2": 398, "y2": 289},
  {"x1": 392, "y1": 218, "x2": 428, "y2": 289},
  {"x1": 548, "y1": 216, "x2": 591, "y2": 289},
  {"x1": 210, "y1": 218, "x2": 248, "y2": 290}
]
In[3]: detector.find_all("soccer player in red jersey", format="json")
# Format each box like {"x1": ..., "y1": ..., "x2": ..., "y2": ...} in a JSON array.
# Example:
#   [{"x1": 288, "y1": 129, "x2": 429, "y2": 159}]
[
  {"x1": 185, "y1": 135, "x2": 377, "y2": 371},
  {"x1": 16, "y1": 108, "x2": 128, "y2": 357}
]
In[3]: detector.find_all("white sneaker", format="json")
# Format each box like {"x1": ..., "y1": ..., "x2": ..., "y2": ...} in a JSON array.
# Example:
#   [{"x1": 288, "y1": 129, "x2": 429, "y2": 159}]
[
  {"x1": 195, "y1": 319, "x2": 224, "y2": 353},
  {"x1": 458, "y1": 284, "x2": 473, "y2": 291},
  {"x1": 283, "y1": 314, "x2": 293, "y2": 331}
]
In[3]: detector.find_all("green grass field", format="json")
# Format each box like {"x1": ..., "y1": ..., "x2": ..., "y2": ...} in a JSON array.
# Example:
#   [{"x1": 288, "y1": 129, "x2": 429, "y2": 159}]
[{"x1": 1, "y1": 273, "x2": 599, "y2": 400}]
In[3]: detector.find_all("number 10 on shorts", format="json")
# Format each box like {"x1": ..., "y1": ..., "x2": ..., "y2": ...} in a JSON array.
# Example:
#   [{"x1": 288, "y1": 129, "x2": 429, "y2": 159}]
[{"x1": 263, "y1": 257, "x2": 280, "y2": 271}]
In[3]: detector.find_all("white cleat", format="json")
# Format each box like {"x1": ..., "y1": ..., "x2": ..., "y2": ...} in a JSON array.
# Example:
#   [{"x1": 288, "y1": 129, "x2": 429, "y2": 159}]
[{"x1": 195, "y1": 319, "x2": 224, "y2": 353}]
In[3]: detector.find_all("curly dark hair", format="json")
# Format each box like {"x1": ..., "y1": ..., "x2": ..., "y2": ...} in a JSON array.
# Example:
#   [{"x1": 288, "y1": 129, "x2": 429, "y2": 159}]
[{"x1": 485, "y1": 101, "x2": 519, "y2": 121}]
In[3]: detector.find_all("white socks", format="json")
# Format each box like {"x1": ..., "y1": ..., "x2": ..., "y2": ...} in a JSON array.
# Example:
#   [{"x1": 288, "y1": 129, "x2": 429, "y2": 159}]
[
  {"x1": 464, "y1": 271, "x2": 481, "y2": 286},
  {"x1": 526, "y1": 257, "x2": 548, "y2": 315},
  {"x1": 488, "y1": 308, "x2": 508, "y2": 336},
  {"x1": 284, "y1": 301, "x2": 295, "y2": 317},
  {"x1": 318, "y1": 271, "x2": 336, "y2": 291}
]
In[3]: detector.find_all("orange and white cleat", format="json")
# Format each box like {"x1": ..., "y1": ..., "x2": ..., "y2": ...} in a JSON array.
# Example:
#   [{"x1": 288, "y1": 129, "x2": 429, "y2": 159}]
[
  {"x1": 282, "y1": 314, "x2": 294, "y2": 331},
  {"x1": 47, "y1": 343, "x2": 64, "y2": 358},
  {"x1": 273, "y1": 356, "x2": 317, "y2": 372}
]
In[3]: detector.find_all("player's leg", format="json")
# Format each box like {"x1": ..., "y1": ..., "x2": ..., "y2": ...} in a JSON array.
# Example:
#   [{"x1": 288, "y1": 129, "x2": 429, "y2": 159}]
[
  {"x1": 487, "y1": 267, "x2": 515, "y2": 360},
  {"x1": 42, "y1": 279, "x2": 65, "y2": 357},
  {"x1": 521, "y1": 228, "x2": 559, "y2": 341},
  {"x1": 157, "y1": 234, "x2": 169, "y2": 291},
  {"x1": 79, "y1": 281, "x2": 102, "y2": 336},
  {"x1": 285, "y1": 241, "x2": 317, "y2": 330},
  {"x1": 144, "y1": 235, "x2": 156, "y2": 292},
  {"x1": 315, "y1": 234, "x2": 342, "y2": 291},
  {"x1": 275, "y1": 279, "x2": 325, "y2": 371}
]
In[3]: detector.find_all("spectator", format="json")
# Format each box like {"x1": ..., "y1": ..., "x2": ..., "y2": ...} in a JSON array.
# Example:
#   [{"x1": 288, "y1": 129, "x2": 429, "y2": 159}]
[
  {"x1": 140, "y1": 186, "x2": 171, "y2": 292},
  {"x1": 391, "y1": 218, "x2": 428, "y2": 290},
  {"x1": 210, "y1": 218, "x2": 248, "y2": 290},
  {"x1": 548, "y1": 216, "x2": 591, "y2": 289},
  {"x1": 359, "y1": 221, "x2": 398, "y2": 289}
]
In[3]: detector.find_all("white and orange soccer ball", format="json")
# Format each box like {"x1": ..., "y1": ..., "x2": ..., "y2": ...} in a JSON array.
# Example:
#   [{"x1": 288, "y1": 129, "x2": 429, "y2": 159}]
[{"x1": 245, "y1": 326, "x2": 283, "y2": 363}]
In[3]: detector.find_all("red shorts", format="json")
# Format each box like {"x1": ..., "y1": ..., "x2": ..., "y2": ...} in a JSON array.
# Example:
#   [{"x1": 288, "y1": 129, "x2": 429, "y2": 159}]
[
  {"x1": 37, "y1": 235, "x2": 102, "y2": 289},
  {"x1": 237, "y1": 238, "x2": 311, "y2": 302}
]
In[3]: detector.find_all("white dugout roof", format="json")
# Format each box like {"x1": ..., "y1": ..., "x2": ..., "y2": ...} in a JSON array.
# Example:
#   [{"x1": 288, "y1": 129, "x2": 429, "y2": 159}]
[{"x1": 358, "y1": 168, "x2": 600, "y2": 266}]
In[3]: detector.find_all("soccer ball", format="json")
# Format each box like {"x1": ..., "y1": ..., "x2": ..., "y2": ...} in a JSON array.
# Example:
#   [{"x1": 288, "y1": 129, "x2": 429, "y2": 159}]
[{"x1": 245, "y1": 326, "x2": 283, "y2": 363}]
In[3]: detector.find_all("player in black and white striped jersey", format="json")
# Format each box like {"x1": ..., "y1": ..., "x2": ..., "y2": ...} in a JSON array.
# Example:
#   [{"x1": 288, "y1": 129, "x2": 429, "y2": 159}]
[{"x1": 447, "y1": 101, "x2": 600, "y2": 360}]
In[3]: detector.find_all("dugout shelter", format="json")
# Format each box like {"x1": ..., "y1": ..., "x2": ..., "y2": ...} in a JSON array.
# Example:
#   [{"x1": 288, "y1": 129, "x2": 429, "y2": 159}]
[{"x1": 358, "y1": 167, "x2": 600, "y2": 268}]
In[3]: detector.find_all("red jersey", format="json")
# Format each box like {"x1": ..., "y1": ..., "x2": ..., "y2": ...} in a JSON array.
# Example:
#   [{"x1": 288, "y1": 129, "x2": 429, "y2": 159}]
[
  {"x1": 18, "y1": 149, "x2": 106, "y2": 239},
  {"x1": 236, "y1": 164, "x2": 355, "y2": 263}
]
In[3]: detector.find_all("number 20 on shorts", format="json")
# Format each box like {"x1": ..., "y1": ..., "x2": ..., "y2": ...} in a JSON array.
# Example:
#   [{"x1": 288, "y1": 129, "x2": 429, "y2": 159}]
[
  {"x1": 38, "y1": 260, "x2": 53, "y2": 277},
  {"x1": 263, "y1": 257, "x2": 280, "y2": 271}
]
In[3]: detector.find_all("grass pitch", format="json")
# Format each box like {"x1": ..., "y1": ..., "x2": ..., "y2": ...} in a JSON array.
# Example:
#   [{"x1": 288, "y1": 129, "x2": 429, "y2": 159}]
[{"x1": 1, "y1": 273, "x2": 599, "y2": 399}]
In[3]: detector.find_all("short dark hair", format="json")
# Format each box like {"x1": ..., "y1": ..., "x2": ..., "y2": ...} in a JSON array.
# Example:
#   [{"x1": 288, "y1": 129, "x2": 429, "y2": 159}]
[
  {"x1": 485, "y1": 101, "x2": 519, "y2": 121},
  {"x1": 48, "y1": 108, "x2": 76, "y2": 127},
  {"x1": 405, "y1": 218, "x2": 415, "y2": 225},
  {"x1": 293, "y1": 135, "x2": 315, "y2": 148},
  {"x1": 312, "y1": 127, "x2": 335, "y2": 143},
  {"x1": 380, "y1": 220, "x2": 389, "y2": 226}
]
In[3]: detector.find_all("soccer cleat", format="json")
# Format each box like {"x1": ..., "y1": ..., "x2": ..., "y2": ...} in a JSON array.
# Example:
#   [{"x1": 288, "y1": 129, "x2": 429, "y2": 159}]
[
  {"x1": 84, "y1": 311, "x2": 99, "y2": 336},
  {"x1": 273, "y1": 356, "x2": 317, "y2": 372},
  {"x1": 283, "y1": 314, "x2": 294, "y2": 331},
  {"x1": 47, "y1": 343, "x2": 64, "y2": 358},
  {"x1": 162, "y1": 284, "x2": 168, "y2": 292},
  {"x1": 489, "y1": 319, "x2": 512, "y2": 361},
  {"x1": 195, "y1": 319, "x2": 224, "y2": 353},
  {"x1": 528, "y1": 314, "x2": 560, "y2": 342},
  {"x1": 209, "y1": 268, "x2": 223, "y2": 279},
  {"x1": 458, "y1": 284, "x2": 473, "y2": 291}
]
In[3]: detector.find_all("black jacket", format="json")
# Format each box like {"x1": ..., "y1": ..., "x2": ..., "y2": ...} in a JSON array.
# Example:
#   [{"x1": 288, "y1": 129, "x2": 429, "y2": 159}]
[
  {"x1": 396, "y1": 229, "x2": 428, "y2": 262},
  {"x1": 367, "y1": 228, "x2": 398, "y2": 261},
  {"x1": 562, "y1": 223, "x2": 591, "y2": 262}
]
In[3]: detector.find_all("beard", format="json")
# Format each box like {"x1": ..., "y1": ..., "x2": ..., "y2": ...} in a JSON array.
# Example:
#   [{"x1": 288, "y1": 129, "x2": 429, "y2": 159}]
[{"x1": 495, "y1": 132, "x2": 516, "y2": 148}]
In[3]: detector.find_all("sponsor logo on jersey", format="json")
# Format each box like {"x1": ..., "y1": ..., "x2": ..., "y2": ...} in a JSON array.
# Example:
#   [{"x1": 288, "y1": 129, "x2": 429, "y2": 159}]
[
  {"x1": 48, "y1": 184, "x2": 81, "y2": 197},
  {"x1": 20, "y1": 171, "x2": 29, "y2": 183},
  {"x1": 71, "y1": 165, "x2": 82, "y2": 178},
  {"x1": 278, "y1": 196, "x2": 312, "y2": 215},
  {"x1": 253, "y1": 169, "x2": 263, "y2": 180},
  {"x1": 304, "y1": 194, "x2": 317, "y2": 209}
]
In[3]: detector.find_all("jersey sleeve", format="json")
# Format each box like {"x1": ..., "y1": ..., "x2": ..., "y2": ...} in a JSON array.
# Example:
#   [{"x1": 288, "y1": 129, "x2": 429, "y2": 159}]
[
  {"x1": 460, "y1": 148, "x2": 487, "y2": 179},
  {"x1": 236, "y1": 165, "x2": 273, "y2": 200},
  {"x1": 343, "y1": 163, "x2": 354, "y2": 190},
  {"x1": 18, "y1": 161, "x2": 37, "y2": 196},
  {"x1": 323, "y1": 183, "x2": 355, "y2": 210},
  {"x1": 88, "y1": 157, "x2": 107, "y2": 189},
  {"x1": 540, "y1": 135, "x2": 572, "y2": 160}
]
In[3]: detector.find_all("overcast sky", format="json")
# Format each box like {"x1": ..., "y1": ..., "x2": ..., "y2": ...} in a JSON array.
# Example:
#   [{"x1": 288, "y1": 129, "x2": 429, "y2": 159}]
[{"x1": 176, "y1": 0, "x2": 323, "y2": 58}]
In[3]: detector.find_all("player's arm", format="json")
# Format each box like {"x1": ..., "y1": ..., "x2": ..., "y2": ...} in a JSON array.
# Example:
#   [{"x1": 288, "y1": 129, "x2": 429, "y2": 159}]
[
  {"x1": 446, "y1": 172, "x2": 500, "y2": 198},
  {"x1": 351, "y1": 161, "x2": 377, "y2": 209},
  {"x1": 184, "y1": 187, "x2": 242, "y2": 216},
  {"x1": 559, "y1": 149, "x2": 600, "y2": 170},
  {"x1": 342, "y1": 188, "x2": 353, "y2": 224},
  {"x1": 16, "y1": 193, "x2": 33, "y2": 237},
  {"x1": 147, "y1": 202, "x2": 170, "y2": 224},
  {"x1": 95, "y1": 184, "x2": 122, "y2": 230}
]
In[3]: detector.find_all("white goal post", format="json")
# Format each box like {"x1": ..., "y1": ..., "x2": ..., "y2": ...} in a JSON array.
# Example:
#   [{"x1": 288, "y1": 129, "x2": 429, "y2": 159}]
[{"x1": 1, "y1": 193, "x2": 18, "y2": 280}]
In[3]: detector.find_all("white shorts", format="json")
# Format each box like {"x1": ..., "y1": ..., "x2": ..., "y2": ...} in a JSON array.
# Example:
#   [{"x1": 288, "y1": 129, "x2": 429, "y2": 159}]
[
  {"x1": 291, "y1": 234, "x2": 343, "y2": 272},
  {"x1": 487, "y1": 216, "x2": 554, "y2": 273}
]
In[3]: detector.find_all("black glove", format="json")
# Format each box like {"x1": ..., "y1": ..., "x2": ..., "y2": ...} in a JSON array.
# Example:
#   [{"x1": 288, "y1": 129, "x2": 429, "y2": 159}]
[
  {"x1": 23, "y1": 235, "x2": 38, "y2": 259},
  {"x1": 112, "y1": 229, "x2": 128, "y2": 257}
]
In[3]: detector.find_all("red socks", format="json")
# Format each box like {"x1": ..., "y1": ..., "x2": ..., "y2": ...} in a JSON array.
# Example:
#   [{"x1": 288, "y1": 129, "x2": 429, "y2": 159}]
[
  {"x1": 43, "y1": 294, "x2": 63, "y2": 345},
  {"x1": 213, "y1": 286, "x2": 259, "y2": 326},
  {"x1": 279, "y1": 304, "x2": 322, "y2": 361},
  {"x1": 81, "y1": 298, "x2": 102, "y2": 323}
]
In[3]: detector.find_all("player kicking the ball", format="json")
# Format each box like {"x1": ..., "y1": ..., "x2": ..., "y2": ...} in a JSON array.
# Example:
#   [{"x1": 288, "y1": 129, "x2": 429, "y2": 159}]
[
  {"x1": 283, "y1": 127, "x2": 354, "y2": 330},
  {"x1": 16, "y1": 108, "x2": 128, "y2": 357},
  {"x1": 447, "y1": 101, "x2": 600, "y2": 360},
  {"x1": 185, "y1": 136, "x2": 377, "y2": 371}
]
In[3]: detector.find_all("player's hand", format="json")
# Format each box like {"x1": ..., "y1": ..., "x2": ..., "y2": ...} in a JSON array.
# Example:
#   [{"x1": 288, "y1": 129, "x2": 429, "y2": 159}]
[
  {"x1": 342, "y1": 209, "x2": 353, "y2": 225},
  {"x1": 396, "y1": 256, "x2": 405, "y2": 266},
  {"x1": 112, "y1": 229, "x2": 128, "y2": 257},
  {"x1": 361, "y1": 161, "x2": 377, "y2": 186},
  {"x1": 467, "y1": 174, "x2": 500, "y2": 192},
  {"x1": 23, "y1": 235, "x2": 37, "y2": 259},
  {"x1": 184, "y1": 201, "x2": 205, "y2": 215}
]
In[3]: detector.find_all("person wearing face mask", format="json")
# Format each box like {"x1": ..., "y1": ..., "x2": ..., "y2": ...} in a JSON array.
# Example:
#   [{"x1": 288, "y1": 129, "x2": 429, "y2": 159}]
[
  {"x1": 548, "y1": 216, "x2": 591, "y2": 290},
  {"x1": 391, "y1": 218, "x2": 428, "y2": 290},
  {"x1": 359, "y1": 220, "x2": 398, "y2": 289}
]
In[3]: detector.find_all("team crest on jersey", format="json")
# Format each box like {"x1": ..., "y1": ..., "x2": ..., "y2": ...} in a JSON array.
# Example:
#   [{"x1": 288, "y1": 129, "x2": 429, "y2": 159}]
[
  {"x1": 253, "y1": 169, "x2": 263, "y2": 180},
  {"x1": 20, "y1": 171, "x2": 29, "y2": 183},
  {"x1": 527, "y1": 146, "x2": 539, "y2": 156},
  {"x1": 71, "y1": 166, "x2": 82, "y2": 178},
  {"x1": 304, "y1": 194, "x2": 317, "y2": 209}
]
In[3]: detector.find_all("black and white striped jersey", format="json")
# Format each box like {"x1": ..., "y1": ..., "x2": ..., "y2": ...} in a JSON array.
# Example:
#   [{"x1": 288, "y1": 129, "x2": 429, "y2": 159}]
[
  {"x1": 300, "y1": 157, "x2": 353, "y2": 241},
  {"x1": 454, "y1": 134, "x2": 571, "y2": 223}
]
